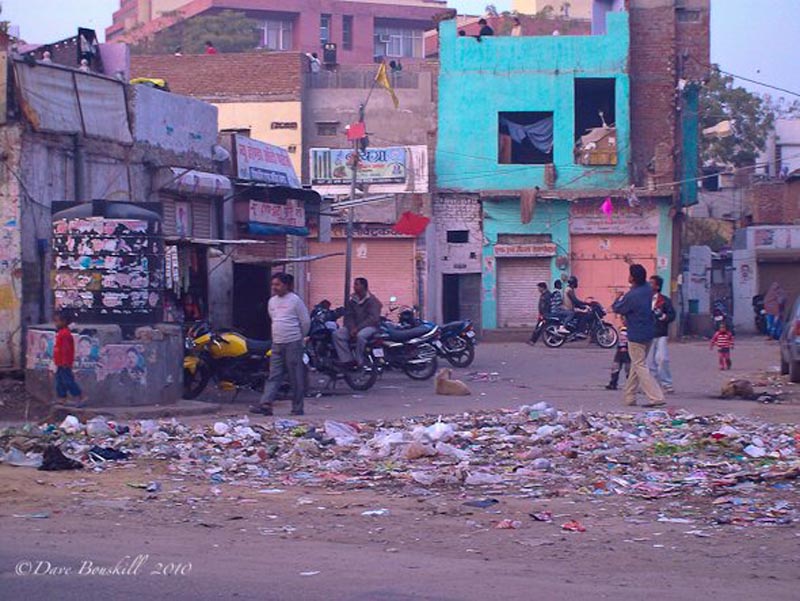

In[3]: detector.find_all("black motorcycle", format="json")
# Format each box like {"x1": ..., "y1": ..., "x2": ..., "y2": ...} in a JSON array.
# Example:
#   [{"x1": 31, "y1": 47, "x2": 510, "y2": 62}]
[
  {"x1": 537, "y1": 302, "x2": 618, "y2": 349},
  {"x1": 305, "y1": 304, "x2": 378, "y2": 392},
  {"x1": 752, "y1": 295, "x2": 767, "y2": 335},
  {"x1": 392, "y1": 304, "x2": 477, "y2": 369},
  {"x1": 372, "y1": 319, "x2": 440, "y2": 380}
]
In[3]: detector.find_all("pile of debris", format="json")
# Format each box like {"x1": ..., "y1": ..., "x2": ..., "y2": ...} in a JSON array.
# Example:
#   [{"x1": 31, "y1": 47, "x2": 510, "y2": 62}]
[{"x1": 2, "y1": 403, "x2": 797, "y2": 526}]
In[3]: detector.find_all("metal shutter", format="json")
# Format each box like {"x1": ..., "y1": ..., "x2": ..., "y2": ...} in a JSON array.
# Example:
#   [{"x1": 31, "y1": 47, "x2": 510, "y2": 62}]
[
  {"x1": 192, "y1": 199, "x2": 213, "y2": 239},
  {"x1": 497, "y1": 258, "x2": 551, "y2": 327},
  {"x1": 161, "y1": 197, "x2": 176, "y2": 236},
  {"x1": 307, "y1": 239, "x2": 416, "y2": 309}
]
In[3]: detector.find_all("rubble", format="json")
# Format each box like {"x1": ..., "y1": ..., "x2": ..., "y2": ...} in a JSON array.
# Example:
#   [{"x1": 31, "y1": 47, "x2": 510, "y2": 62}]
[{"x1": 0, "y1": 403, "x2": 797, "y2": 527}]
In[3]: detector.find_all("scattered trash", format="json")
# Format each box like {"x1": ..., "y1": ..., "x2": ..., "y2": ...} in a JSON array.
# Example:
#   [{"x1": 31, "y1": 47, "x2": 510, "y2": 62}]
[
  {"x1": 324, "y1": 421, "x2": 359, "y2": 446},
  {"x1": 463, "y1": 498, "x2": 499, "y2": 508},
  {"x1": 495, "y1": 519, "x2": 521, "y2": 529},
  {"x1": 300, "y1": 571, "x2": 320, "y2": 577},
  {"x1": 529, "y1": 512, "x2": 553, "y2": 523},
  {"x1": 561, "y1": 520, "x2": 587, "y2": 532},
  {"x1": 59, "y1": 415, "x2": 81, "y2": 434},
  {"x1": 146, "y1": 481, "x2": 161, "y2": 493},
  {"x1": 88, "y1": 446, "x2": 129, "y2": 461},
  {"x1": 86, "y1": 417, "x2": 115, "y2": 438},
  {"x1": 38, "y1": 446, "x2": 83, "y2": 471},
  {"x1": 361, "y1": 509, "x2": 390, "y2": 517},
  {"x1": 465, "y1": 472, "x2": 504, "y2": 486},
  {"x1": 13, "y1": 512, "x2": 50, "y2": 519},
  {"x1": 2, "y1": 447, "x2": 43, "y2": 468}
]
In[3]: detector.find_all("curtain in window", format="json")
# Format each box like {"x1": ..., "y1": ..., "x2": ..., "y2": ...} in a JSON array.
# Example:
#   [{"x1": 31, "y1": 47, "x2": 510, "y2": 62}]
[{"x1": 500, "y1": 116, "x2": 554, "y2": 154}]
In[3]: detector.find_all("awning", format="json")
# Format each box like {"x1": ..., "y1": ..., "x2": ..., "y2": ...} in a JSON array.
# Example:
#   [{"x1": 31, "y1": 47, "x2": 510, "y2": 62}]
[
  {"x1": 164, "y1": 237, "x2": 277, "y2": 246},
  {"x1": 234, "y1": 252, "x2": 343, "y2": 266},
  {"x1": 163, "y1": 168, "x2": 232, "y2": 197},
  {"x1": 233, "y1": 180, "x2": 321, "y2": 204}
]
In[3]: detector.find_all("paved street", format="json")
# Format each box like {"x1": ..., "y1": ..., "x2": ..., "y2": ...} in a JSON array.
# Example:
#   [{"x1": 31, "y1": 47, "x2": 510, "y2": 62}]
[{"x1": 1, "y1": 335, "x2": 798, "y2": 601}]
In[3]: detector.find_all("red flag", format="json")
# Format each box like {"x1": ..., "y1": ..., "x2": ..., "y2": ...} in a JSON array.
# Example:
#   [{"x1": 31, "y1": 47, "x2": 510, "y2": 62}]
[{"x1": 393, "y1": 211, "x2": 430, "y2": 236}]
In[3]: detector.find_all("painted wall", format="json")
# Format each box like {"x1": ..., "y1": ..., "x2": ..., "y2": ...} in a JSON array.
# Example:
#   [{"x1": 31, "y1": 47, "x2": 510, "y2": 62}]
[
  {"x1": 216, "y1": 101, "x2": 304, "y2": 177},
  {"x1": 0, "y1": 125, "x2": 23, "y2": 368},
  {"x1": 481, "y1": 199, "x2": 570, "y2": 329},
  {"x1": 436, "y1": 13, "x2": 630, "y2": 192}
]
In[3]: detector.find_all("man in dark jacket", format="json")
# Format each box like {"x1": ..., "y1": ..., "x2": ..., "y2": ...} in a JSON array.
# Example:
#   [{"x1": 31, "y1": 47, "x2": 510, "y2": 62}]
[
  {"x1": 647, "y1": 275, "x2": 676, "y2": 393},
  {"x1": 334, "y1": 277, "x2": 383, "y2": 367},
  {"x1": 528, "y1": 282, "x2": 551, "y2": 345},
  {"x1": 612, "y1": 264, "x2": 665, "y2": 407}
]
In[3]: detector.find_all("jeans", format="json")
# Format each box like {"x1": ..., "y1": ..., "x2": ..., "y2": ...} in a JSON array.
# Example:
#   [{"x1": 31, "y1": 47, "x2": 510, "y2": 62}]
[
  {"x1": 333, "y1": 326, "x2": 377, "y2": 365},
  {"x1": 646, "y1": 336, "x2": 673, "y2": 388},
  {"x1": 55, "y1": 367, "x2": 82, "y2": 399},
  {"x1": 624, "y1": 341, "x2": 665, "y2": 405},
  {"x1": 260, "y1": 340, "x2": 305, "y2": 413}
]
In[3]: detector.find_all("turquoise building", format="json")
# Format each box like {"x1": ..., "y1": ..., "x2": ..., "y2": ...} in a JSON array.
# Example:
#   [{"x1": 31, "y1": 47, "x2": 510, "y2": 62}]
[{"x1": 434, "y1": 12, "x2": 675, "y2": 331}]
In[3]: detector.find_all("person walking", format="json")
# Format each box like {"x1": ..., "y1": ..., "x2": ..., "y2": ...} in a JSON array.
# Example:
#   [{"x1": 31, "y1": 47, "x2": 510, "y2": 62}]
[
  {"x1": 605, "y1": 323, "x2": 631, "y2": 390},
  {"x1": 647, "y1": 275, "x2": 676, "y2": 393},
  {"x1": 53, "y1": 311, "x2": 87, "y2": 407},
  {"x1": 612, "y1": 264, "x2": 665, "y2": 407},
  {"x1": 334, "y1": 277, "x2": 382, "y2": 367},
  {"x1": 251, "y1": 273, "x2": 310, "y2": 417},
  {"x1": 528, "y1": 282, "x2": 551, "y2": 345},
  {"x1": 710, "y1": 322, "x2": 734, "y2": 370}
]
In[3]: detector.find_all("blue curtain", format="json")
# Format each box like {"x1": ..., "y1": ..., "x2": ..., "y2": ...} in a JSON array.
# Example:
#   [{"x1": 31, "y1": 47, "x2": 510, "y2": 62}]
[{"x1": 500, "y1": 116, "x2": 554, "y2": 154}]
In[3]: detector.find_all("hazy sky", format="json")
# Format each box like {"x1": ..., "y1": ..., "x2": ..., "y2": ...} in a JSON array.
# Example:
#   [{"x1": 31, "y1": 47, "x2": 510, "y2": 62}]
[{"x1": 3, "y1": 0, "x2": 799, "y2": 100}]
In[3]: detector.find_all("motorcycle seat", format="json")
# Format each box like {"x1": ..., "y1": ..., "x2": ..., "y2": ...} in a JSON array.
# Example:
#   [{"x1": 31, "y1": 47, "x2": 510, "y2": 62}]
[
  {"x1": 246, "y1": 338, "x2": 272, "y2": 355},
  {"x1": 440, "y1": 321, "x2": 465, "y2": 334},
  {"x1": 380, "y1": 324, "x2": 433, "y2": 342}
]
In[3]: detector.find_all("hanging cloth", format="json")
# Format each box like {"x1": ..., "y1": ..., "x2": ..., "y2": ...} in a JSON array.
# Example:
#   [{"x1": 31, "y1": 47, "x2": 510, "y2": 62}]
[
  {"x1": 520, "y1": 189, "x2": 537, "y2": 224},
  {"x1": 500, "y1": 116, "x2": 554, "y2": 154}
]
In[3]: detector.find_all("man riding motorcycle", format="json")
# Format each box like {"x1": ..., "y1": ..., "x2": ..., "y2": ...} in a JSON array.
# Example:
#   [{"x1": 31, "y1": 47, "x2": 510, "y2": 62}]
[
  {"x1": 558, "y1": 275, "x2": 589, "y2": 336},
  {"x1": 333, "y1": 277, "x2": 383, "y2": 368}
]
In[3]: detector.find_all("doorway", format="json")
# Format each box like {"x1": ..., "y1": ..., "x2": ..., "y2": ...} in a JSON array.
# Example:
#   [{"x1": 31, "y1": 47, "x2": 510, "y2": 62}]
[
  {"x1": 442, "y1": 273, "x2": 482, "y2": 331},
  {"x1": 233, "y1": 263, "x2": 271, "y2": 340}
]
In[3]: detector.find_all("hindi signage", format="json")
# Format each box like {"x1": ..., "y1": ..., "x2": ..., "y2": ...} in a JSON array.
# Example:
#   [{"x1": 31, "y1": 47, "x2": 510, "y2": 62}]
[
  {"x1": 233, "y1": 134, "x2": 300, "y2": 188},
  {"x1": 494, "y1": 243, "x2": 557, "y2": 258},
  {"x1": 310, "y1": 147, "x2": 407, "y2": 186}
]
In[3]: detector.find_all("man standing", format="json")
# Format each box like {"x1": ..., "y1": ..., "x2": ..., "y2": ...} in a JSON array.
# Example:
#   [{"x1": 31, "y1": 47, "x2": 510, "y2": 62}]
[
  {"x1": 251, "y1": 273, "x2": 310, "y2": 416},
  {"x1": 612, "y1": 264, "x2": 665, "y2": 407},
  {"x1": 528, "y1": 282, "x2": 551, "y2": 345},
  {"x1": 334, "y1": 277, "x2": 383, "y2": 367},
  {"x1": 647, "y1": 275, "x2": 676, "y2": 393}
]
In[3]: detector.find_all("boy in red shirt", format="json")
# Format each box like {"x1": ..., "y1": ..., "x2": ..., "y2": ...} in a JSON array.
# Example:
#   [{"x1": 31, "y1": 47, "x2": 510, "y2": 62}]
[
  {"x1": 710, "y1": 322, "x2": 734, "y2": 370},
  {"x1": 53, "y1": 312, "x2": 86, "y2": 406}
]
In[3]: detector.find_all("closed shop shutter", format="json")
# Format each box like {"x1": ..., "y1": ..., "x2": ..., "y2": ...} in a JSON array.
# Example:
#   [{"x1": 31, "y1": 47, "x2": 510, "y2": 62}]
[
  {"x1": 758, "y1": 261, "x2": 800, "y2": 307},
  {"x1": 162, "y1": 197, "x2": 176, "y2": 237},
  {"x1": 571, "y1": 235, "x2": 657, "y2": 310},
  {"x1": 307, "y1": 239, "x2": 416, "y2": 309},
  {"x1": 192, "y1": 199, "x2": 213, "y2": 239},
  {"x1": 497, "y1": 258, "x2": 550, "y2": 328}
]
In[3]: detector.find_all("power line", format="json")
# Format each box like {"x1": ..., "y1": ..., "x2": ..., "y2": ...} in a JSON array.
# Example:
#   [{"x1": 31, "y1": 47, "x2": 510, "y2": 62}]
[{"x1": 689, "y1": 56, "x2": 800, "y2": 98}]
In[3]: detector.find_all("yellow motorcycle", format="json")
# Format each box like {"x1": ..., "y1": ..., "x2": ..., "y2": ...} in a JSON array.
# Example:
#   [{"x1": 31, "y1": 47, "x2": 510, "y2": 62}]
[{"x1": 183, "y1": 322, "x2": 271, "y2": 399}]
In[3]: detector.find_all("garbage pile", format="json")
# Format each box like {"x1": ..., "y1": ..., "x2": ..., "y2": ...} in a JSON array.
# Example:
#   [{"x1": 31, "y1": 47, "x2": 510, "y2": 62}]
[{"x1": 1, "y1": 403, "x2": 797, "y2": 526}]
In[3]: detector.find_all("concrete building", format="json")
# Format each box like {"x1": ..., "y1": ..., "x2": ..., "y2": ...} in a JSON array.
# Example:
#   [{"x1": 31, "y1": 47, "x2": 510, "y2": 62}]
[
  {"x1": 513, "y1": 0, "x2": 593, "y2": 18},
  {"x1": 108, "y1": 0, "x2": 450, "y2": 65},
  {"x1": 762, "y1": 118, "x2": 800, "y2": 179},
  {"x1": 433, "y1": 0, "x2": 709, "y2": 332},
  {"x1": 0, "y1": 51, "x2": 232, "y2": 406}
]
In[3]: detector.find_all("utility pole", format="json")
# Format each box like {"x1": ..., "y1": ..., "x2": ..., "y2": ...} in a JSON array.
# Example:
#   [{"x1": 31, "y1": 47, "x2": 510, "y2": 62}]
[{"x1": 343, "y1": 103, "x2": 366, "y2": 303}]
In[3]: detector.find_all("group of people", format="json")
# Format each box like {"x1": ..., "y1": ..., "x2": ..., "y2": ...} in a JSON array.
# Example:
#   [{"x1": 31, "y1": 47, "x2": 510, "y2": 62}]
[
  {"x1": 528, "y1": 275, "x2": 590, "y2": 343},
  {"x1": 249, "y1": 274, "x2": 383, "y2": 417}
]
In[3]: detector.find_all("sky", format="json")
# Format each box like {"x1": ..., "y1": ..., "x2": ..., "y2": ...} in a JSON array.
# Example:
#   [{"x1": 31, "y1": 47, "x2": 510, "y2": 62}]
[{"x1": 3, "y1": 0, "x2": 799, "y2": 101}]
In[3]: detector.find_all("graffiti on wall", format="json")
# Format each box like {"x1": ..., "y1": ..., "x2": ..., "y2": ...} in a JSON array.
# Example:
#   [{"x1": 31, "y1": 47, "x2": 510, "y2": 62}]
[
  {"x1": 52, "y1": 217, "x2": 163, "y2": 320},
  {"x1": 25, "y1": 329, "x2": 102, "y2": 373},
  {"x1": 0, "y1": 131, "x2": 23, "y2": 367},
  {"x1": 96, "y1": 344, "x2": 147, "y2": 386}
]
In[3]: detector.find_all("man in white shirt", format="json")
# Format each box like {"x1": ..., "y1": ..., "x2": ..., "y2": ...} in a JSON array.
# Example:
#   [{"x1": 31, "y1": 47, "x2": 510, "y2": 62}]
[{"x1": 251, "y1": 273, "x2": 310, "y2": 416}]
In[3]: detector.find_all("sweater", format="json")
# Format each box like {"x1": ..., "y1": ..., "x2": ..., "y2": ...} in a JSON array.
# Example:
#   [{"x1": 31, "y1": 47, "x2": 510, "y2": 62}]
[
  {"x1": 612, "y1": 283, "x2": 655, "y2": 344},
  {"x1": 268, "y1": 292, "x2": 310, "y2": 344}
]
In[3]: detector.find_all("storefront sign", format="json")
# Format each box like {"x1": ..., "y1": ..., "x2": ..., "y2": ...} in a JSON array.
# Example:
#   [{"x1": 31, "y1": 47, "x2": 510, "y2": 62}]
[
  {"x1": 233, "y1": 134, "x2": 300, "y2": 188},
  {"x1": 494, "y1": 243, "x2": 557, "y2": 258},
  {"x1": 570, "y1": 201, "x2": 659, "y2": 235},
  {"x1": 249, "y1": 201, "x2": 305, "y2": 228},
  {"x1": 310, "y1": 147, "x2": 407, "y2": 186},
  {"x1": 308, "y1": 223, "x2": 412, "y2": 238}
]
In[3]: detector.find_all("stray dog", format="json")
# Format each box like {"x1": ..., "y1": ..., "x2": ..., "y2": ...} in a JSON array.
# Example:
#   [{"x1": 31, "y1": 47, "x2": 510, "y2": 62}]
[
  {"x1": 720, "y1": 379, "x2": 756, "y2": 400},
  {"x1": 435, "y1": 368, "x2": 471, "y2": 396}
]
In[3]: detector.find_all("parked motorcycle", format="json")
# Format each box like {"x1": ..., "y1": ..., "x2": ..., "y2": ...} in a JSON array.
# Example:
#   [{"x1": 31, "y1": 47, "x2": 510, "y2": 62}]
[
  {"x1": 374, "y1": 312, "x2": 440, "y2": 380},
  {"x1": 183, "y1": 322, "x2": 271, "y2": 399},
  {"x1": 538, "y1": 302, "x2": 618, "y2": 349},
  {"x1": 391, "y1": 300, "x2": 477, "y2": 368},
  {"x1": 305, "y1": 303, "x2": 378, "y2": 391},
  {"x1": 752, "y1": 294, "x2": 767, "y2": 335}
]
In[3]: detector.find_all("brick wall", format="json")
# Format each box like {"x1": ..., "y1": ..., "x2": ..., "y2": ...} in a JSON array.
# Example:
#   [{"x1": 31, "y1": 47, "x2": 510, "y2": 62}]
[{"x1": 749, "y1": 180, "x2": 800, "y2": 225}]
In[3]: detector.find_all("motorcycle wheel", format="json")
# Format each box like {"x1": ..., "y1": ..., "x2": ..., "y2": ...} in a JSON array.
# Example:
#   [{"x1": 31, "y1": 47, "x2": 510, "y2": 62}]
[
  {"x1": 595, "y1": 323, "x2": 619, "y2": 349},
  {"x1": 403, "y1": 344, "x2": 439, "y2": 380},
  {"x1": 183, "y1": 362, "x2": 211, "y2": 399},
  {"x1": 444, "y1": 337, "x2": 475, "y2": 368},
  {"x1": 543, "y1": 325, "x2": 565, "y2": 348},
  {"x1": 343, "y1": 356, "x2": 379, "y2": 391}
]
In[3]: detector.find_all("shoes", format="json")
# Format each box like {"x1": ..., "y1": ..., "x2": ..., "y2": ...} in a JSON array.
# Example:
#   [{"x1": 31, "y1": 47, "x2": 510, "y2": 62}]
[
  {"x1": 662, "y1": 386, "x2": 675, "y2": 394},
  {"x1": 249, "y1": 405, "x2": 273, "y2": 416},
  {"x1": 290, "y1": 409, "x2": 305, "y2": 416},
  {"x1": 641, "y1": 400, "x2": 666, "y2": 408},
  {"x1": 556, "y1": 326, "x2": 570, "y2": 335},
  {"x1": 623, "y1": 399, "x2": 637, "y2": 406},
  {"x1": 526, "y1": 340, "x2": 536, "y2": 347},
  {"x1": 605, "y1": 384, "x2": 617, "y2": 390}
]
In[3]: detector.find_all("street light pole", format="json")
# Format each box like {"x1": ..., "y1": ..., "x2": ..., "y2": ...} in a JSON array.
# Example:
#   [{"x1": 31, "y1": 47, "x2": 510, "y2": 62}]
[{"x1": 343, "y1": 136, "x2": 359, "y2": 303}]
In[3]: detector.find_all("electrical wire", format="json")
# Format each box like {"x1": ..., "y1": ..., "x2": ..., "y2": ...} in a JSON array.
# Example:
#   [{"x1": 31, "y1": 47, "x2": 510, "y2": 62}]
[{"x1": 689, "y1": 56, "x2": 800, "y2": 98}]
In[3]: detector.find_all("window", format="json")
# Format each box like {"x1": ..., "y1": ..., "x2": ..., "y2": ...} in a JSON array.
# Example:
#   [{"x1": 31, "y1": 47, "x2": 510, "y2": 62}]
[
  {"x1": 574, "y1": 78, "x2": 616, "y2": 166},
  {"x1": 320, "y1": 14, "x2": 331, "y2": 45},
  {"x1": 373, "y1": 24, "x2": 423, "y2": 59},
  {"x1": 221, "y1": 127, "x2": 251, "y2": 138},
  {"x1": 342, "y1": 15, "x2": 353, "y2": 50},
  {"x1": 316, "y1": 122, "x2": 339, "y2": 136},
  {"x1": 262, "y1": 19, "x2": 293, "y2": 50},
  {"x1": 447, "y1": 230, "x2": 469, "y2": 244},
  {"x1": 498, "y1": 112, "x2": 554, "y2": 165}
]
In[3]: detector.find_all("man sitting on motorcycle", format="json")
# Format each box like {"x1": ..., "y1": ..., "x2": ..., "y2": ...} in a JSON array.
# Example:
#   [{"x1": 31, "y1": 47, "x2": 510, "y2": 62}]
[
  {"x1": 334, "y1": 277, "x2": 383, "y2": 368},
  {"x1": 558, "y1": 275, "x2": 589, "y2": 336}
]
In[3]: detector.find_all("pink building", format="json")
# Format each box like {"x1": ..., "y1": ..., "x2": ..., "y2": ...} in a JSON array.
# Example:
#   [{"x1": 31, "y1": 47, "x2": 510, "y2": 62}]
[{"x1": 108, "y1": 0, "x2": 451, "y2": 64}]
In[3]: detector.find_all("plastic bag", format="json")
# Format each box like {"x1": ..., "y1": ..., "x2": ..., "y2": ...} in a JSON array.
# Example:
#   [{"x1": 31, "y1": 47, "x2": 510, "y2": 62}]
[
  {"x1": 324, "y1": 420, "x2": 359, "y2": 446},
  {"x1": 465, "y1": 471, "x2": 504, "y2": 486},
  {"x1": 435, "y1": 442, "x2": 471, "y2": 461},
  {"x1": 87, "y1": 417, "x2": 114, "y2": 437},
  {"x1": 425, "y1": 419, "x2": 455, "y2": 443},
  {"x1": 59, "y1": 415, "x2": 82, "y2": 434}
]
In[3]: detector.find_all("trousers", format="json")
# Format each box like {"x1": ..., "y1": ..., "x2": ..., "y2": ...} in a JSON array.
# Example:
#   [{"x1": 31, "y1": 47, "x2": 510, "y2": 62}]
[
  {"x1": 333, "y1": 326, "x2": 377, "y2": 365},
  {"x1": 260, "y1": 340, "x2": 305, "y2": 412},
  {"x1": 624, "y1": 341, "x2": 665, "y2": 405},
  {"x1": 646, "y1": 336, "x2": 673, "y2": 387},
  {"x1": 55, "y1": 367, "x2": 82, "y2": 399}
]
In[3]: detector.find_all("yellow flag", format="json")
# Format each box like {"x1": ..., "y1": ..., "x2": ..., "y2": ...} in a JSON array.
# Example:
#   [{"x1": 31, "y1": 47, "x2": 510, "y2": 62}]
[{"x1": 375, "y1": 62, "x2": 399, "y2": 109}]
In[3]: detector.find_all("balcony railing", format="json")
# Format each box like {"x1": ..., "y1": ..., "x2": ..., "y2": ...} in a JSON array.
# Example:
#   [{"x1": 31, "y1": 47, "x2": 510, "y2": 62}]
[{"x1": 306, "y1": 69, "x2": 420, "y2": 90}]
